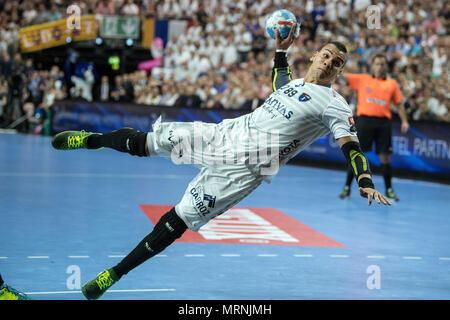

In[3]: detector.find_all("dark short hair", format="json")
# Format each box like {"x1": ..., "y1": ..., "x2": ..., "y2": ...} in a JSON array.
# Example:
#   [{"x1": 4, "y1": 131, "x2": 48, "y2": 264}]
[
  {"x1": 325, "y1": 41, "x2": 348, "y2": 54},
  {"x1": 370, "y1": 53, "x2": 388, "y2": 64}
]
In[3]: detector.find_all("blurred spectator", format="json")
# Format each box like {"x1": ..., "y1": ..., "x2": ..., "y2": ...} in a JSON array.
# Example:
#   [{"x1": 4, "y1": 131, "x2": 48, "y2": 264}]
[
  {"x1": 213, "y1": 74, "x2": 228, "y2": 94},
  {"x1": 0, "y1": 53, "x2": 12, "y2": 78},
  {"x1": 223, "y1": 35, "x2": 239, "y2": 66},
  {"x1": 235, "y1": 24, "x2": 253, "y2": 63},
  {"x1": 21, "y1": 2, "x2": 37, "y2": 25},
  {"x1": 46, "y1": 3, "x2": 62, "y2": 22},
  {"x1": 0, "y1": 78, "x2": 7, "y2": 124},
  {"x1": 174, "y1": 82, "x2": 201, "y2": 108},
  {"x1": 96, "y1": 0, "x2": 116, "y2": 15},
  {"x1": 121, "y1": 0, "x2": 139, "y2": 16},
  {"x1": 111, "y1": 75, "x2": 126, "y2": 102},
  {"x1": 98, "y1": 75, "x2": 111, "y2": 102},
  {"x1": 160, "y1": 0, "x2": 182, "y2": 19}
]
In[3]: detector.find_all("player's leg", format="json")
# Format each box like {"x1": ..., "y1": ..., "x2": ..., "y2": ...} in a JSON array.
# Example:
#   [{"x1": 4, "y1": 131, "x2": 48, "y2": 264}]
[
  {"x1": 340, "y1": 116, "x2": 374, "y2": 199},
  {"x1": 375, "y1": 119, "x2": 398, "y2": 201},
  {"x1": 52, "y1": 127, "x2": 150, "y2": 156},
  {"x1": 51, "y1": 117, "x2": 217, "y2": 161},
  {"x1": 81, "y1": 165, "x2": 263, "y2": 300},
  {"x1": 81, "y1": 207, "x2": 187, "y2": 300}
]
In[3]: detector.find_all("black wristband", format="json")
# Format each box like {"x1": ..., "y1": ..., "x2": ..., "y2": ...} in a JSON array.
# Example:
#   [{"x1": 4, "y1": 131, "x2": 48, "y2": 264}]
[
  {"x1": 358, "y1": 177, "x2": 375, "y2": 189},
  {"x1": 274, "y1": 51, "x2": 288, "y2": 68}
]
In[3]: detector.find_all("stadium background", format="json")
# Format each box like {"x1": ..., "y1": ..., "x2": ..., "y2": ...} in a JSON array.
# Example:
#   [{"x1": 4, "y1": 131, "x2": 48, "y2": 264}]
[{"x1": 0, "y1": 0, "x2": 449, "y2": 182}]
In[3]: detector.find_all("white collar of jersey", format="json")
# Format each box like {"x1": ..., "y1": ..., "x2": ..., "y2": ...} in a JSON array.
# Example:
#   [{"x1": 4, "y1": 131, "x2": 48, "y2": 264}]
[{"x1": 299, "y1": 78, "x2": 331, "y2": 88}]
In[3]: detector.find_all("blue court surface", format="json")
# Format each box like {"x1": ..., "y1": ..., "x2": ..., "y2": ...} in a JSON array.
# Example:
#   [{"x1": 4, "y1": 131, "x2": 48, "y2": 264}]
[{"x1": 1, "y1": 132, "x2": 449, "y2": 300}]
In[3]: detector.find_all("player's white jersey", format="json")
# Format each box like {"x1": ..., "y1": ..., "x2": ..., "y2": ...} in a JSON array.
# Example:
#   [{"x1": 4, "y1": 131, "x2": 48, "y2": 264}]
[
  {"x1": 149, "y1": 78, "x2": 356, "y2": 184},
  {"x1": 246, "y1": 78, "x2": 357, "y2": 181}
]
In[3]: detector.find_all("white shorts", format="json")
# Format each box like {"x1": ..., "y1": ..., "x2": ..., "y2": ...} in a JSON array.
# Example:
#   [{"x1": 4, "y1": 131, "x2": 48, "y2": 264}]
[{"x1": 147, "y1": 116, "x2": 265, "y2": 232}]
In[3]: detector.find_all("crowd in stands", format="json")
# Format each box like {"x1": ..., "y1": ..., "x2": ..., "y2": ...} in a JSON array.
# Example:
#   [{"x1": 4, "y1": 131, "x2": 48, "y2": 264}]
[{"x1": 0, "y1": 0, "x2": 449, "y2": 133}]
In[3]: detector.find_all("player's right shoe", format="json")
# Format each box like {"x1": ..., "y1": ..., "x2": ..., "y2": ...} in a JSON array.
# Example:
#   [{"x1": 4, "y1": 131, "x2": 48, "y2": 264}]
[
  {"x1": 51, "y1": 130, "x2": 102, "y2": 150},
  {"x1": 0, "y1": 284, "x2": 33, "y2": 300},
  {"x1": 339, "y1": 186, "x2": 351, "y2": 199},
  {"x1": 81, "y1": 268, "x2": 119, "y2": 300}
]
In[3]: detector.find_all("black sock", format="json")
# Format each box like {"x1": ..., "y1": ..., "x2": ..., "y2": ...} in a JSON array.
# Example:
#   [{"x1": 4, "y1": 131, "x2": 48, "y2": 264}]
[
  {"x1": 112, "y1": 208, "x2": 187, "y2": 278},
  {"x1": 87, "y1": 128, "x2": 148, "y2": 157},
  {"x1": 0, "y1": 273, "x2": 4, "y2": 286},
  {"x1": 345, "y1": 166, "x2": 354, "y2": 187},
  {"x1": 381, "y1": 163, "x2": 392, "y2": 190}
]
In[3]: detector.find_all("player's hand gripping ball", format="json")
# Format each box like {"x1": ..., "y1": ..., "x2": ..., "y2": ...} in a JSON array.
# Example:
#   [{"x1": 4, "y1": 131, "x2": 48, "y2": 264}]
[{"x1": 265, "y1": 9, "x2": 300, "y2": 39}]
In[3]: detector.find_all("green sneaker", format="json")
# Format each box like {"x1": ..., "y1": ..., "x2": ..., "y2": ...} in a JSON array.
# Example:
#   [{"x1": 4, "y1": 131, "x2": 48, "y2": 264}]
[
  {"x1": 51, "y1": 130, "x2": 102, "y2": 150},
  {"x1": 81, "y1": 268, "x2": 119, "y2": 300},
  {"x1": 386, "y1": 188, "x2": 399, "y2": 201},
  {"x1": 0, "y1": 284, "x2": 34, "y2": 300},
  {"x1": 339, "y1": 186, "x2": 351, "y2": 199}
]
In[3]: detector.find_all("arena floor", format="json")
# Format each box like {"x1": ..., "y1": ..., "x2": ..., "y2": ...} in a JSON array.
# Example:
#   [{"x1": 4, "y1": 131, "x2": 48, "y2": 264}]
[{"x1": 1, "y1": 133, "x2": 449, "y2": 300}]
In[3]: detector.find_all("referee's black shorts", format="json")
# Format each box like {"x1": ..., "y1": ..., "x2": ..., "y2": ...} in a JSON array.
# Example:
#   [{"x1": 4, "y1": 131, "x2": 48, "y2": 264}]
[{"x1": 355, "y1": 115, "x2": 393, "y2": 154}]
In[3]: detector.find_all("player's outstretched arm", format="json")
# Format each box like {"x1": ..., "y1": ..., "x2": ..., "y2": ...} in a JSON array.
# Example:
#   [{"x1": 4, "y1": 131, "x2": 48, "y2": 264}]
[
  {"x1": 271, "y1": 25, "x2": 297, "y2": 91},
  {"x1": 338, "y1": 136, "x2": 391, "y2": 206}
]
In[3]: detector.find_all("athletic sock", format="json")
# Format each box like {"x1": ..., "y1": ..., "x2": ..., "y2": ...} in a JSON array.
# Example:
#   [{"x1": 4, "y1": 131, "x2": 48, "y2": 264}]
[
  {"x1": 87, "y1": 128, "x2": 148, "y2": 156},
  {"x1": 381, "y1": 163, "x2": 392, "y2": 190},
  {"x1": 345, "y1": 166, "x2": 354, "y2": 187},
  {"x1": 112, "y1": 208, "x2": 187, "y2": 278}
]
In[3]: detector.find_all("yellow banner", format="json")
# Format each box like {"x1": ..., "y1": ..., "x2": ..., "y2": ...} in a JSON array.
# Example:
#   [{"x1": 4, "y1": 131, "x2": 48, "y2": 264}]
[
  {"x1": 19, "y1": 15, "x2": 97, "y2": 53},
  {"x1": 141, "y1": 18, "x2": 155, "y2": 49}
]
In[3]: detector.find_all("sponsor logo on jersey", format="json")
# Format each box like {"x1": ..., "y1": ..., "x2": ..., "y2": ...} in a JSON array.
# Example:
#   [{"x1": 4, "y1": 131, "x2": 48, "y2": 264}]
[
  {"x1": 366, "y1": 97, "x2": 387, "y2": 106},
  {"x1": 348, "y1": 116, "x2": 355, "y2": 125},
  {"x1": 298, "y1": 93, "x2": 311, "y2": 102},
  {"x1": 190, "y1": 187, "x2": 211, "y2": 216},
  {"x1": 203, "y1": 194, "x2": 216, "y2": 208},
  {"x1": 279, "y1": 139, "x2": 301, "y2": 161},
  {"x1": 264, "y1": 96, "x2": 294, "y2": 120}
]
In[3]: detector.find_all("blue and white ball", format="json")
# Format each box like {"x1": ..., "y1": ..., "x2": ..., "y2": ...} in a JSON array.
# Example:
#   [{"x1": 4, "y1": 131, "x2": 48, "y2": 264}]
[{"x1": 265, "y1": 9, "x2": 300, "y2": 40}]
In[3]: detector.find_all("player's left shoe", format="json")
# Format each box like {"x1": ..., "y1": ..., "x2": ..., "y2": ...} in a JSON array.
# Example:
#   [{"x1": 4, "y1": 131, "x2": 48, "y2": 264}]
[
  {"x1": 339, "y1": 186, "x2": 351, "y2": 199},
  {"x1": 0, "y1": 284, "x2": 33, "y2": 300},
  {"x1": 386, "y1": 188, "x2": 399, "y2": 201},
  {"x1": 81, "y1": 268, "x2": 119, "y2": 300},
  {"x1": 51, "y1": 130, "x2": 103, "y2": 150}
]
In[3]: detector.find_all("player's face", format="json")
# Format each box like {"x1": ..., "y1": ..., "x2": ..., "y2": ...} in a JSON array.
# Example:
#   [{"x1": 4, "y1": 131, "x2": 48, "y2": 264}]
[
  {"x1": 371, "y1": 57, "x2": 388, "y2": 79},
  {"x1": 310, "y1": 44, "x2": 347, "y2": 84}
]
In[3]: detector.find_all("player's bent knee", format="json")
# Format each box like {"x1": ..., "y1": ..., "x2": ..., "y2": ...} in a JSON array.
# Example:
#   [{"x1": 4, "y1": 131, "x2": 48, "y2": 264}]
[
  {"x1": 127, "y1": 129, "x2": 148, "y2": 157},
  {"x1": 149, "y1": 207, "x2": 188, "y2": 252}
]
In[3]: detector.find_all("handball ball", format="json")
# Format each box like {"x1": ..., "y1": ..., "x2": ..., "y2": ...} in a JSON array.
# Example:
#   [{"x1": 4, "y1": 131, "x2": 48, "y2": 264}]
[{"x1": 265, "y1": 9, "x2": 300, "y2": 40}]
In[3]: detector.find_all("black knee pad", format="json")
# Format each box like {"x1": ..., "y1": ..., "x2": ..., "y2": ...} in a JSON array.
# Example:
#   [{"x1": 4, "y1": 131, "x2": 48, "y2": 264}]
[
  {"x1": 123, "y1": 128, "x2": 148, "y2": 157},
  {"x1": 105, "y1": 128, "x2": 148, "y2": 157},
  {"x1": 145, "y1": 208, "x2": 187, "y2": 254}
]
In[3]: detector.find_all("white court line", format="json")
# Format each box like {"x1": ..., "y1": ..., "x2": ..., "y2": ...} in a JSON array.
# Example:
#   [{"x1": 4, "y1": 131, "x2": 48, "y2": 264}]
[
  {"x1": 108, "y1": 255, "x2": 126, "y2": 258},
  {"x1": 439, "y1": 257, "x2": 450, "y2": 261},
  {"x1": 68, "y1": 256, "x2": 90, "y2": 259},
  {"x1": 27, "y1": 256, "x2": 49, "y2": 259},
  {"x1": 367, "y1": 255, "x2": 386, "y2": 259},
  {"x1": 330, "y1": 255, "x2": 349, "y2": 258},
  {"x1": 294, "y1": 254, "x2": 313, "y2": 257},
  {"x1": 155, "y1": 254, "x2": 168, "y2": 257},
  {"x1": 184, "y1": 254, "x2": 205, "y2": 257},
  {"x1": 221, "y1": 254, "x2": 241, "y2": 257},
  {"x1": 0, "y1": 256, "x2": 8, "y2": 259},
  {"x1": 25, "y1": 289, "x2": 176, "y2": 295},
  {"x1": 403, "y1": 256, "x2": 422, "y2": 260},
  {"x1": 257, "y1": 254, "x2": 278, "y2": 257}
]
